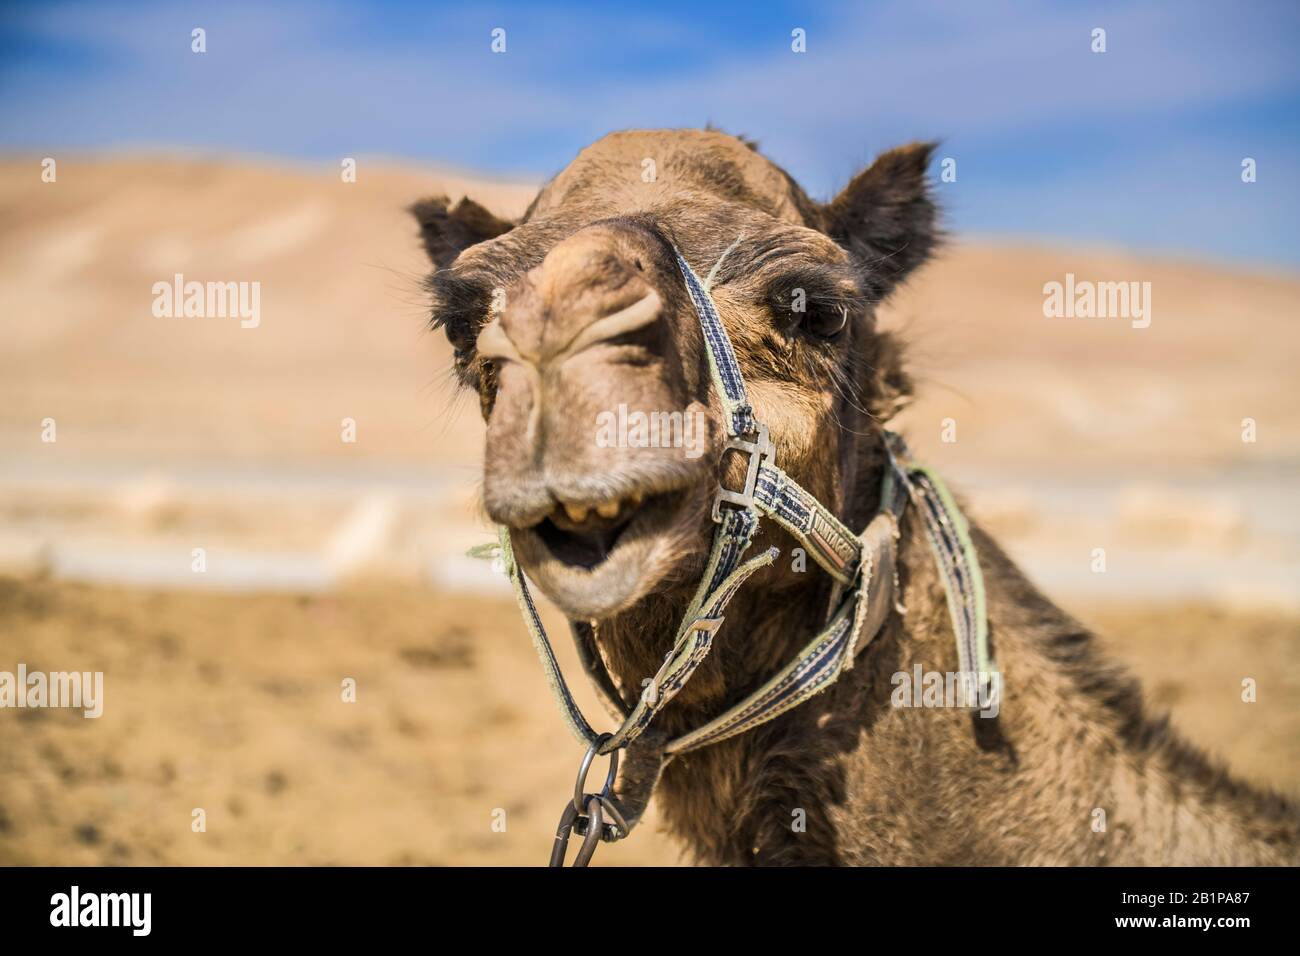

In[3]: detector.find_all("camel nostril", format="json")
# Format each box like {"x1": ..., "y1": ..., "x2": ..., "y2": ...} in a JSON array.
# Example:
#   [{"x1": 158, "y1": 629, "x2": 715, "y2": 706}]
[{"x1": 557, "y1": 287, "x2": 662, "y2": 359}]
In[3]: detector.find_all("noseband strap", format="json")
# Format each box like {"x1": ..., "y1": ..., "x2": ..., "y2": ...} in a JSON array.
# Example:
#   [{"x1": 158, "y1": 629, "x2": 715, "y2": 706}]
[{"x1": 496, "y1": 244, "x2": 992, "y2": 863}]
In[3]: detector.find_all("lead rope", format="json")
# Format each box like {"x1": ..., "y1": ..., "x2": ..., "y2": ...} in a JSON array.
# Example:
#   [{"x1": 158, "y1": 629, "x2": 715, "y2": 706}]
[{"x1": 488, "y1": 244, "x2": 992, "y2": 866}]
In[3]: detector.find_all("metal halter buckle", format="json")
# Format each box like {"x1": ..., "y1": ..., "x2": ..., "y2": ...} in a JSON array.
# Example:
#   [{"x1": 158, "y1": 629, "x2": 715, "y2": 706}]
[{"x1": 712, "y1": 423, "x2": 773, "y2": 522}]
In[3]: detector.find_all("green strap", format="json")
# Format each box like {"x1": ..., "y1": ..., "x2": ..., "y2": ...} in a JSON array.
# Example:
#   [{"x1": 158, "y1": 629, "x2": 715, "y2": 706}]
[{"x1": 907, "y1": 464, "x2": 992, "y2": 679}]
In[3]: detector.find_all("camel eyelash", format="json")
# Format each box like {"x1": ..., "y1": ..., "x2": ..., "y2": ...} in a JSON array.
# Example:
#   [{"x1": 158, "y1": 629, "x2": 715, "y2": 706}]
[
  {"x1": 765, "y1": 276, "x2": 855, "y2": 339},
  {"x1": 427, "y1": 271, "x2": 500, "y2": 361}
]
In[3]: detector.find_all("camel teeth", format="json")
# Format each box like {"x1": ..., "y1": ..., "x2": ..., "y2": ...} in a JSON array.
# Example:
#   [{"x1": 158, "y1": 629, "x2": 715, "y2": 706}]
[
  {"x1": 564, "y1": 502, "x2": 589, "y2": 523},
  {"x1": 629, "y1": 492, "x2": 644, "y2": 508},
  {"x1": 596, "y1": 499, "x2": 620, "y2": 519}
]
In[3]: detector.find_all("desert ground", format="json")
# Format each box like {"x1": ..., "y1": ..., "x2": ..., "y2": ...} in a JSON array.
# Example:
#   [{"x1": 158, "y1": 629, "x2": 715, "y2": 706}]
[
  {"x1": 1, "y1": 578, "x2": 1298, "y2": 866},
  {"x1": 0, "y1": 154, "x2": 1297, "y2": 865}
]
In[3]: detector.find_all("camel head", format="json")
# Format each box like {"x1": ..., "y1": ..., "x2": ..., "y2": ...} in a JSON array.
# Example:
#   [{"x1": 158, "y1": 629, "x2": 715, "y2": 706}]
[{"x1": 413, "y1": 130, "x2": 936, "y2": 621}]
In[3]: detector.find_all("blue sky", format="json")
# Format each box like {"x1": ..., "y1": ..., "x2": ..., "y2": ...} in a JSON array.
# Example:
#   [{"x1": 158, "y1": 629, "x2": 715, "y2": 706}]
[{"x1": 2, "y1": 0, "x2": 1298, "y2": 265}]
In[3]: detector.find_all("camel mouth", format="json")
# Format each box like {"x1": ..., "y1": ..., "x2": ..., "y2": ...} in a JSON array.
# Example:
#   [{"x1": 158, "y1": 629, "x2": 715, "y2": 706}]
[
  {"x1": 533, "y1": 493, "x2": 666, "y2": 569},
  {"x1": 535, "y1": 517, "x2": 629, "y2": 569},
  {"x1": 508, "y1": 485, "x2": 700, "y2": 618}
]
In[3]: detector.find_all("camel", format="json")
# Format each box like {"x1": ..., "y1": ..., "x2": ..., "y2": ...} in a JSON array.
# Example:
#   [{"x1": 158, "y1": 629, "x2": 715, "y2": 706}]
[{"x1": 411, "y1": 129, "x2": 1299, "y2": 865}]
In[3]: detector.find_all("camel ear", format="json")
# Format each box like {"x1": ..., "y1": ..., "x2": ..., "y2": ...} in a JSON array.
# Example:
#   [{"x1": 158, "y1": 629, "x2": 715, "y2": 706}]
[
  {"x1": 409, "y1": 195, "x2": 514, "y2": 268},
  {"x1": 823, "y1": 142, "x2": 939, "y2": 301}
]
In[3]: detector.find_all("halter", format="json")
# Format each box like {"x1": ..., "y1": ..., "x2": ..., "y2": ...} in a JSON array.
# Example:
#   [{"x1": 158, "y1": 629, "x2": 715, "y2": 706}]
[{"x1": 491, "y1": 246, "x2": 993, "y2": 866}]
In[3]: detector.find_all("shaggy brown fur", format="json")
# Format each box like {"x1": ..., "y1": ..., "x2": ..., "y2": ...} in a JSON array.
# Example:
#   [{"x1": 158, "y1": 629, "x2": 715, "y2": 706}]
[{"x1": 413, "y1": 129, "x2": 1300, "y2": 865}]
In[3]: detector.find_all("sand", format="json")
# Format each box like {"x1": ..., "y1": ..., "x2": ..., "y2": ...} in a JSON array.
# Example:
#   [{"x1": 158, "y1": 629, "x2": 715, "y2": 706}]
[{"x1": 2, "y1": 578, "x2": 1296, "y2": 867}]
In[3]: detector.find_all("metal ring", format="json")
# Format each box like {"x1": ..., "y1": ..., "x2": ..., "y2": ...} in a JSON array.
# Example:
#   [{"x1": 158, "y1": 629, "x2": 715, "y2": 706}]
[
  {"x1": 548, "y1": 801, "x2": 580, "y2": 868},
  {"x1": 572, "y1": 796, "x2": 604, "y2": 867},
  {"x1": 573, "y1": 733, "x2": 619, "y2": 812}
]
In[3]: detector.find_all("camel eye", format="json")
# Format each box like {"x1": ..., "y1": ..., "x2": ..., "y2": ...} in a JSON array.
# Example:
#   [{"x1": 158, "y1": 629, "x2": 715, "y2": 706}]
[
  {"x1": 429, "y1": 270, "x2": 494, "y2": 355},
  {"x1": 804, "y1": 302, "x2": 849, "y2": 337},
  {"x1": 770, "y1": 282, "x2": 850, "y2": 339}
]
